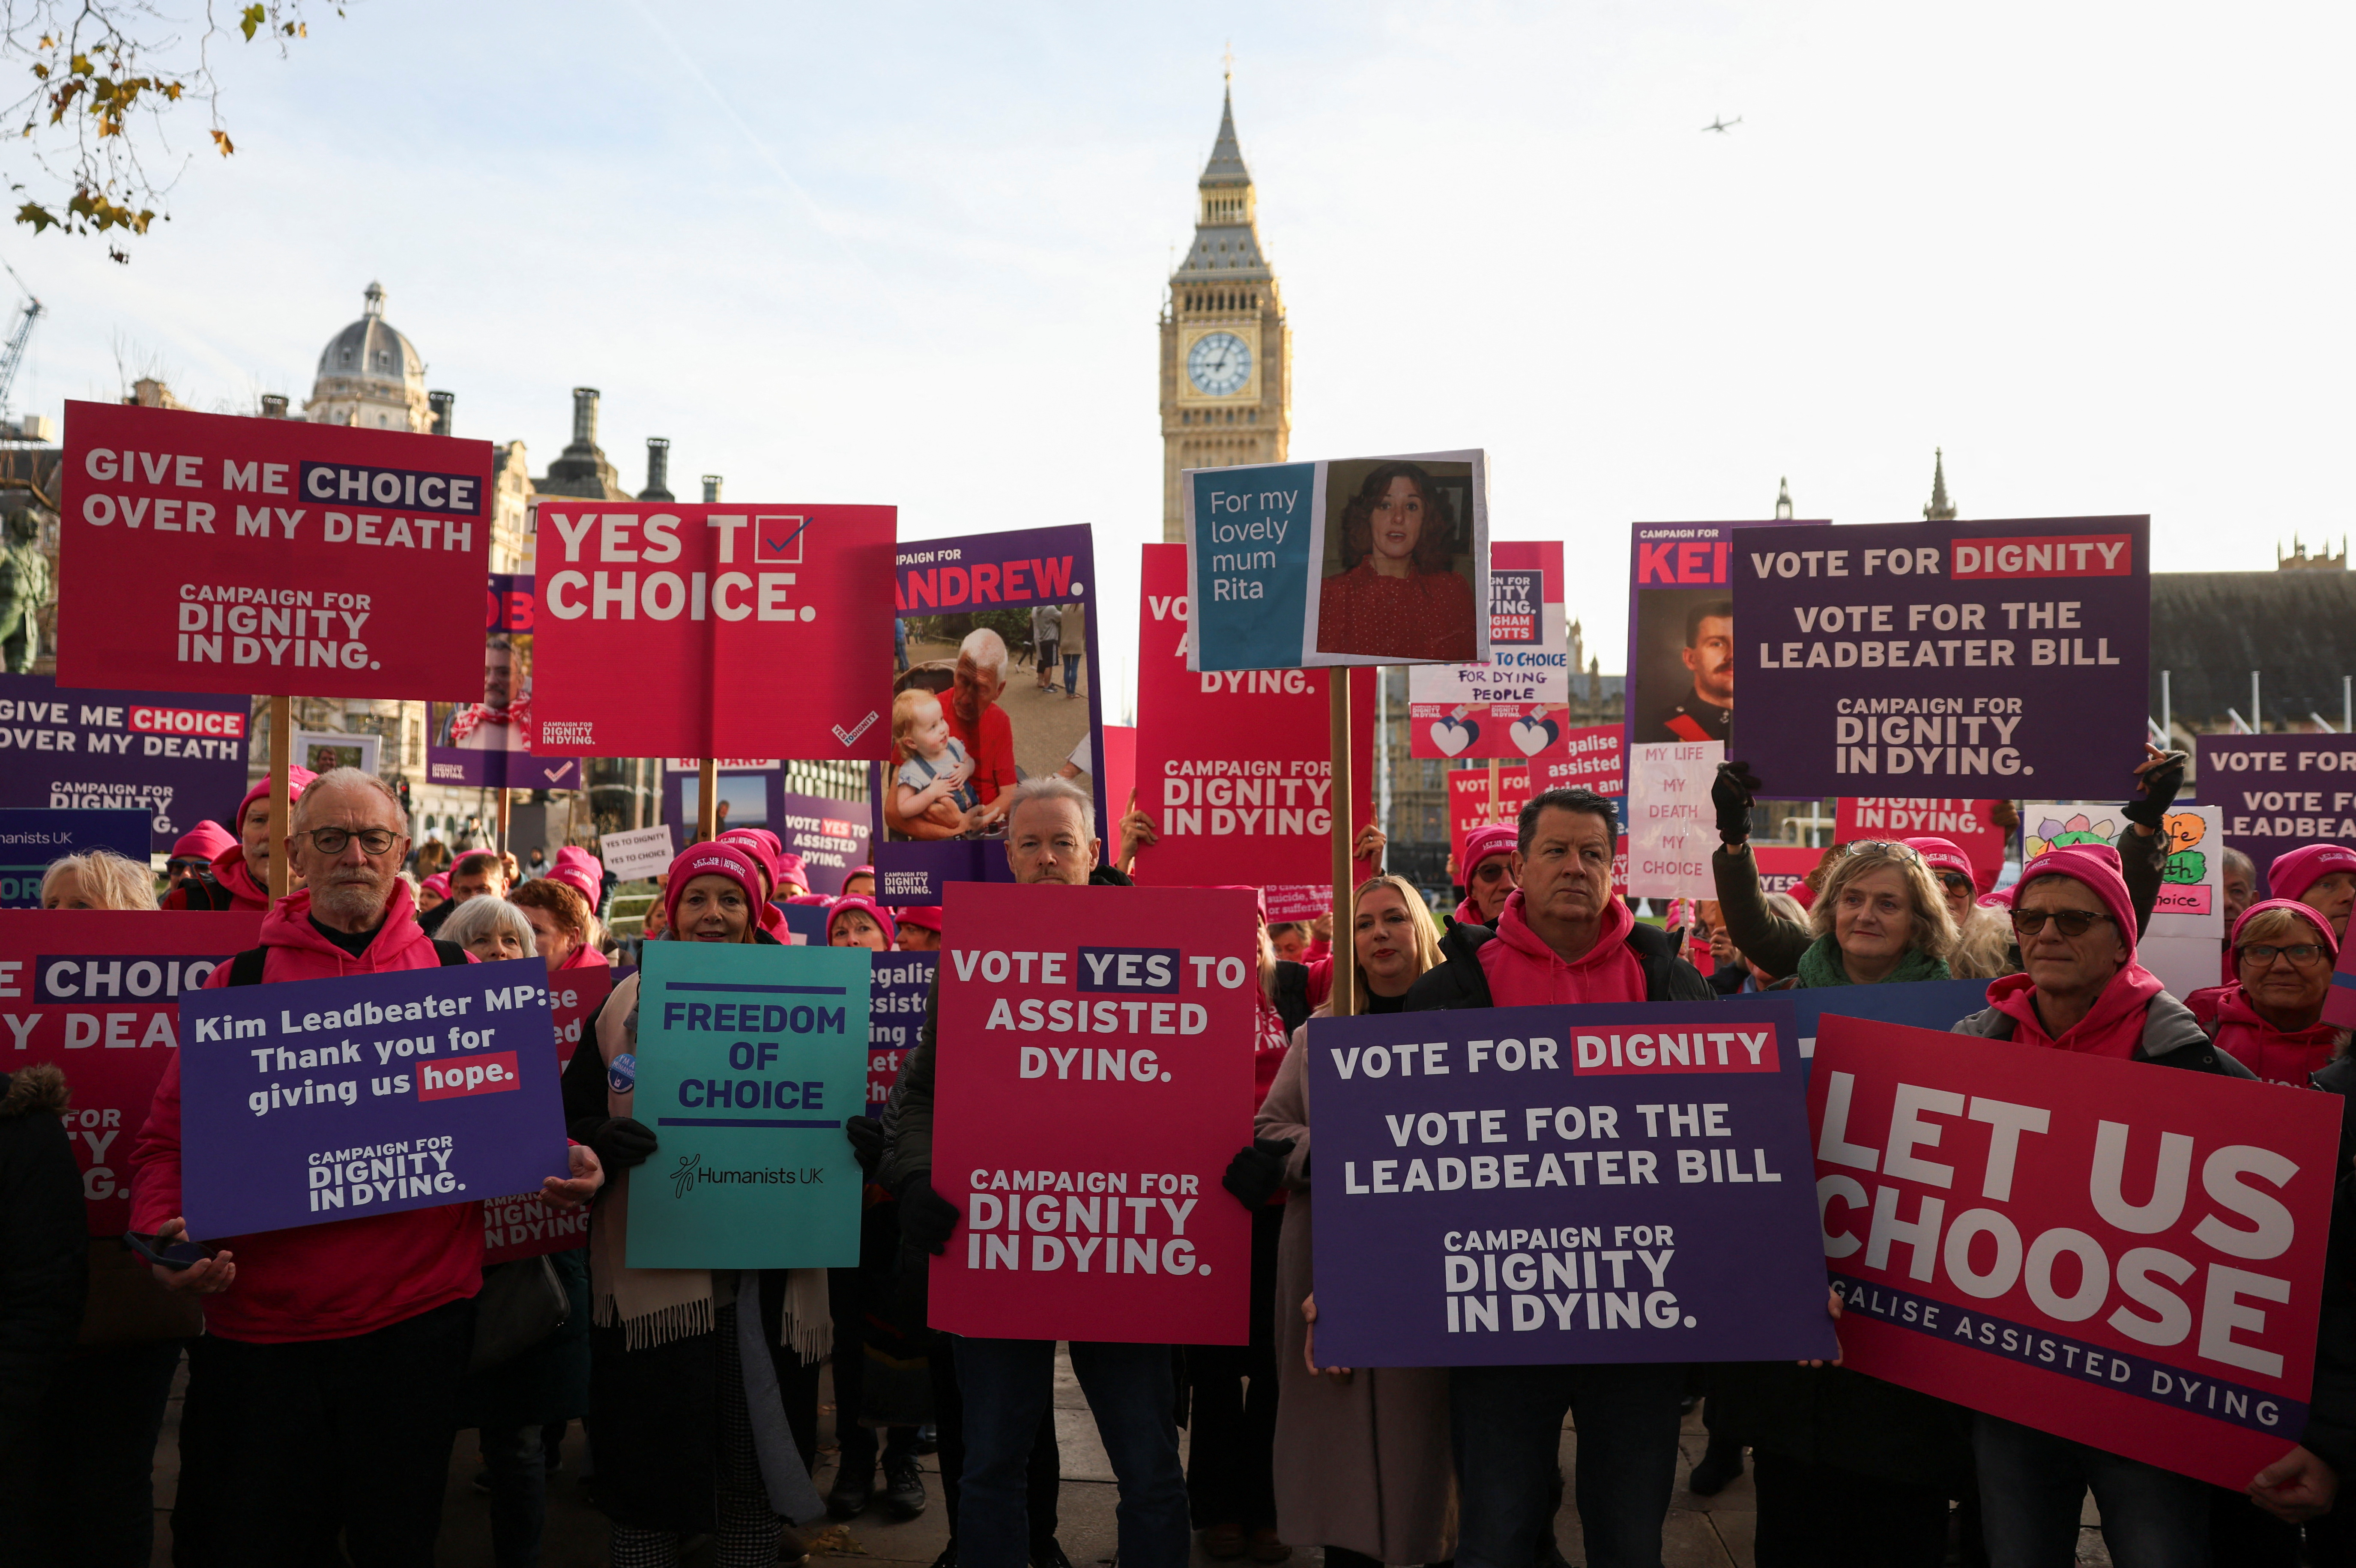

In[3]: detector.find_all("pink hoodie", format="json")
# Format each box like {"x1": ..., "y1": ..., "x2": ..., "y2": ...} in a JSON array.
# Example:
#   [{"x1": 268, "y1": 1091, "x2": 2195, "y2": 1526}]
[
  {"x1": 129, "y1": 880, "x2": 487, "y2": 1344},
  {"x1": 1478, "y1": 889, "x2": 1647, "y2": 1007}
]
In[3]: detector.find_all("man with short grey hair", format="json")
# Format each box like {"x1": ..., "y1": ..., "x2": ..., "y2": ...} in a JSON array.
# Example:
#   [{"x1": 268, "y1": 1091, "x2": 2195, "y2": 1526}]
[
  {"x1": 948, "y1": 627, "x2": 1019, "y2": 824},
  {"x1": 875, "y1": 780, "x2": 1186, "y2": 1568}
]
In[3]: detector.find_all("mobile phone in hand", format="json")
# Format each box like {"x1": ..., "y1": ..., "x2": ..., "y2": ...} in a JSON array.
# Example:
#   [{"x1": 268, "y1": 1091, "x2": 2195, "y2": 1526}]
[{"x1": 123, "y1": 1230, "x2": 213, "y2": 1270}]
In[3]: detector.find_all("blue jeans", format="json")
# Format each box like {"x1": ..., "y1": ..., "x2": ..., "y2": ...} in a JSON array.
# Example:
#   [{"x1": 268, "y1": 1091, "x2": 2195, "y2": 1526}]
[
  {"x1": 1450, "y1": 1361, "x2": 1685, "y2": 1568},
  {"x1": 1062, "y1": 654, "x2": 1080, "y2": 691},
  {"x1": 478, "y1": 1425, "x2": 547, "y2": 1568},
  {"x1": 1974, "y1": 1413, "x2": 2210, "y2": 1568},
  {"x1": 953, "y1": 1338, "x2": 1187, "y2": 1568}
]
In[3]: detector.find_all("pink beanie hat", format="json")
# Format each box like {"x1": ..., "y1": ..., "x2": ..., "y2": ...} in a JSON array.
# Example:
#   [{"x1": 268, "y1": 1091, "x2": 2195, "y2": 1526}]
[
  {"x1": 2267, "y1": 844, "x2": 2356, "y2": 907},
  {"x1": 772, "y1": 852, "x2": 810, "y2": 893},
  {"x1": 234, "y1": 765, "x2": 318, "y2": 828},
  {"x1": 172, "y1": 820, "x2": 237, "y2": 862},
  {"x1": 1462, "y1": 823, "x2": 1517, "y2": 878},
  {"x1": 547, "y1": 845, "x2": 603, "y2": 904},
  {"x1": 1904, "y1": 836, "x2": 1974, "y2": 880},
  {"x1": 827, "y1": 894, "x2": 898, "y2": 947},
  {"x1": 2231, "y1": 898, "x2": 2339, "y2": 964},
  {"x1": 2016, "y1": 843, "x2": 2140, "y2": 958},
  {"x1": 663, "y1": 842, "x2": 765, "y2": 933}
]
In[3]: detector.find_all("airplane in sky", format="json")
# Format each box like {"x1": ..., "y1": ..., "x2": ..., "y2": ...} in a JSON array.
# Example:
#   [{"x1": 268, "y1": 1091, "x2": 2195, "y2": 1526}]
[{"x1": 1702, "y1": 115, "x2": 1742, "y2": 133}]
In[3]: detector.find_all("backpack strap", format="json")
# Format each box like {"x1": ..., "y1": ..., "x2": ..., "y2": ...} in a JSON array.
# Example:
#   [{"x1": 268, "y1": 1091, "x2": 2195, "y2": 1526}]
[
  {"x1": 431, "y1": 941, "x2": 468, "y2": 967},
  {"x1": 224, "y1": 946, "x2": 269, "y2": 987}
]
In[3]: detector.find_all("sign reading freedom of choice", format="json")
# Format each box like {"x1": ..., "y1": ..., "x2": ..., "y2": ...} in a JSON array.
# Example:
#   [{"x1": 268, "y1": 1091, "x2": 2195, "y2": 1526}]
[
  {"x1": 176, "y1": 958, "x2": 568, "y2": 1239},
  {"x1": 1731, "y1": 517, "x2": 2150, "y2": 800},
  {"x1": 0, "y1": 909, "x2": 260, "y2": 1234},
  {"x1": 57, "y1": 400, "x2": 495, "y2": 699},
  {"x1": 1812, "y1": 1015, "x2": 2338, "y2": 1489},
  {"x1": 0, "y1": 673, "x2": 250, "y2": 854},
  {"x1": 928, "y1": 883, "x2": 1261, "y2": 1345},
  {"x1": 1305, "y1": 998, "x2": 1835, "y2": 1368},
  {"x1": 625, "y1": 942, "x2": 868, "y2": 1269},
  {"x1": 529, "y1": 502, "x2": 898, "y2": 760}
]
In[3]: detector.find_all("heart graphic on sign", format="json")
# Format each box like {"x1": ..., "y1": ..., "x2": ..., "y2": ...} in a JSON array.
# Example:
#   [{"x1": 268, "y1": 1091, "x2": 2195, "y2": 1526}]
[
  {"x1": 1510, "y1": 716, "x2": 1560, "y2": 756},
  {"x1": 1430, "y1": 718, "x2": 1478, "y2": 756}
]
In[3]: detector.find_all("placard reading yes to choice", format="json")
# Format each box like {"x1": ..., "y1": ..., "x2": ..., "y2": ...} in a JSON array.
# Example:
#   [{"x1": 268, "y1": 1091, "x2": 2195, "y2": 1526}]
[{"x1": 1184, "y1": 451, "x2": 1490, "y2": 671}]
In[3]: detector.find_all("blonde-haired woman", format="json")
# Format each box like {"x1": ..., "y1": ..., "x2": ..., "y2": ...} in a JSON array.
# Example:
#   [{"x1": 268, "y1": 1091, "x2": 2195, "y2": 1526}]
[
  {"x1": 40, "y1": 849, "x2": 158, "y2": 910},
  {"x1": 1249, "y1": 875, "x2": 1455, "y2": 1568}
]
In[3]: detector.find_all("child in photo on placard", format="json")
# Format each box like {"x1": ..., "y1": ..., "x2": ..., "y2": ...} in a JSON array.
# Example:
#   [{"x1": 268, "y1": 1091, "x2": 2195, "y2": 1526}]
[{"x1": 893, "y1": 687, "x2": 981, "y2": 833}]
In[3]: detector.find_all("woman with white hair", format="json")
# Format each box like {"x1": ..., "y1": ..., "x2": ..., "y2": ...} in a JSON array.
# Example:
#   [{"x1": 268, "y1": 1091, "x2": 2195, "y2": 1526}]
[
  {"x1": 40, "y1": 849, "x2": 158, "y2": 910},
  {"x1": 436, "y1": 893, "x2": 535, "y2": 964}
]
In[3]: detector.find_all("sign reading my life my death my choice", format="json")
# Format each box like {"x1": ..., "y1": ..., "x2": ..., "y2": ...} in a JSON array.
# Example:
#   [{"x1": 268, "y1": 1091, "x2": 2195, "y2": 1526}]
[
  {"x1": 625, "y1": 941, "x2": 867, "y2": 1269},
  {"x1": 1732, "y1": 517, "x2": 2150, "y2": 799},
  {"x1": 1305, "y1": 998, "x2": 1834, "y2": 1367},
  {"x1": 1627, "y1": 742, "x2": 1721, "y2": 899},
  {"x1": 529, "y1": 503, "x2": 898, "y2": 760},
  {"x1": 176, "y1": 958, "x2": 568, "y2": 1239},
  {"x1": 1812, "y1": 1014, "x2": 2338, "y2": 1489},
  {"x1": 57, "y1": 400, "x2": 494, "y2": 699},
  {"x1": 928, "y1": 882, "x2": 1260, "y2": 1344},
  {"x1": 0, "y1": 909, "x2": 260, "y2": 1234}
]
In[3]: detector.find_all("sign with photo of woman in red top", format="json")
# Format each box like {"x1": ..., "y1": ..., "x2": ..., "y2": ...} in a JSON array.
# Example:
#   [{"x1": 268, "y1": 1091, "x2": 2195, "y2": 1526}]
[{"x1": 1314, "y1": 459, "x2": 1480, "y2": 661}]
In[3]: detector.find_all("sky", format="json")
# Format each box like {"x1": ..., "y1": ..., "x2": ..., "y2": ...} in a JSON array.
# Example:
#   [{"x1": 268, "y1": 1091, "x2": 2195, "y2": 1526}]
[{"x1": 14, "y1": 1, "x2": 2353, "y2": 723}]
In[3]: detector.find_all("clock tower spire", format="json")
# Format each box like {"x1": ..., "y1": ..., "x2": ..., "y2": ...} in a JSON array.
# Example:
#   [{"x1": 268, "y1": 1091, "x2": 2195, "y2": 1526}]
[{"x1": 1161, "y1": 79, "x2": 1291, "y2": 542}]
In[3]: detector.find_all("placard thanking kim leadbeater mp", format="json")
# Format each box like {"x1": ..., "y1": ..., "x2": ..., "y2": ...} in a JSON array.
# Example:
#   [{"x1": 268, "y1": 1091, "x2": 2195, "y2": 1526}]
[
  {"x1": 926, "y1": 883, "x2": 1261, "y2": 1344},
  {"x1": 1731, "y1": 518, "x2": 2148, "y2": 800},
  {"x1": 57, "y1": 400, "x2": 494, "y2": 699}
]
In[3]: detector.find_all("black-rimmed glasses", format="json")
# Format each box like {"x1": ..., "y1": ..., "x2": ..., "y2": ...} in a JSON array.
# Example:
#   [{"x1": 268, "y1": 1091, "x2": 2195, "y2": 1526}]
[{"x1": 298, "y1": 827, "x2": 401, "y2": 857}]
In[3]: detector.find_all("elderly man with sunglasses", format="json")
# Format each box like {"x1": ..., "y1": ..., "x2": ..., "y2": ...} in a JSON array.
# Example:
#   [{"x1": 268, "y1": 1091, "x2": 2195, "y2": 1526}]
[
  {"x1": 1949, "y1": 842, "x2": 2253, "y2": 1565},
  {"x1": 129, "y1": 767, "x2": 602, "y2": 1567}
]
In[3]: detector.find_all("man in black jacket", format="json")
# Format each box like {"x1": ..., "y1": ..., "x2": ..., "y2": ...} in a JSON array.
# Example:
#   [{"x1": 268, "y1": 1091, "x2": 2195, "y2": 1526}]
[{"x1": 0, "y1": 1063, "x2": 92, "y2": 1556}]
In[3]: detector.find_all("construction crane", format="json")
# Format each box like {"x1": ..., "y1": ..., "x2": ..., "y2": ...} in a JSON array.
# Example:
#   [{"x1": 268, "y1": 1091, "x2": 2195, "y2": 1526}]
[{"x1": 0, "y1": 255, "x2": 44, "y2": 435}]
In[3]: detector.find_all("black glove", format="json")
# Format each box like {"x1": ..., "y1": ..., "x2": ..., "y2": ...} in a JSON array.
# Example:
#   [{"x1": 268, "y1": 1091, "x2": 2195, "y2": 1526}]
[
  {"x1": 2123, "y1": 750, "x2": 2189, "y2": 832},
  {"x1": 586, "y1": 1116, "x2": 658, "y2": 1173},
  {"x1": 1223, "y1": 1137, "x2": 1296, "y2": 1211},
  {"x1": 1713, "y1": 761, "x2": 1762, "y2": 845},
  {"x1": 898, "y1": 1171, "x2": 961, "y2": 1254},
  {"x1": 845, "y1": 1115, "x2": 885, "y2": 1177}
]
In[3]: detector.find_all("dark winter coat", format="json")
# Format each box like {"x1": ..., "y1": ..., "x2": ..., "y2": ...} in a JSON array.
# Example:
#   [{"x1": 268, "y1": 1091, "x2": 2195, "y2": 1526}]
[{"x1": 0, "y1": 1066, "x2": 91, "y2": 1460}]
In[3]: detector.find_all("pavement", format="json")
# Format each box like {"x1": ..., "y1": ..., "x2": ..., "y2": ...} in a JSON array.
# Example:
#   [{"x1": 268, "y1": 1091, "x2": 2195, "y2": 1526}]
[{"x1": 144, "y1": 1350, "x2": 2114, "y2": 1566}]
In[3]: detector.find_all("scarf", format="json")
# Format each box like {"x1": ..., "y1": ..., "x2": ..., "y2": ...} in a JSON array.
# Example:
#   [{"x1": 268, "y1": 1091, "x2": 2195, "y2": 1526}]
[
  {"x1": 1794, "y1": 934, "x2": 1952, "y2": 989},
  {"x1": 1986, "y1": 963, "x2": 2166, "y2": 1058},
  {"x1": 589, "y1": 968, "x2": 830, "y2": 1356},
  {"x1": 451, "y1": 694, "x2": 530, "y2": 743}
]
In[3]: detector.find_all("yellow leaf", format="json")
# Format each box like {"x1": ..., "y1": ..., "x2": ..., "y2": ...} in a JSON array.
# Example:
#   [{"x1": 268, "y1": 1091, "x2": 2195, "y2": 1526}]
[
  {"x1": 239, "y1": 4, "x2": 265, "y2": 40},
  {"x1": 210, "y1": 128, "x2": 234, "y2": 156}
]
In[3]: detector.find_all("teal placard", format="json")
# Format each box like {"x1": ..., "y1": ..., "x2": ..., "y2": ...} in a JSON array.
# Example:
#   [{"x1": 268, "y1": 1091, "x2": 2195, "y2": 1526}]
[{"x1": 625, "y1": 941, "x2": 868, "y2": 1268}]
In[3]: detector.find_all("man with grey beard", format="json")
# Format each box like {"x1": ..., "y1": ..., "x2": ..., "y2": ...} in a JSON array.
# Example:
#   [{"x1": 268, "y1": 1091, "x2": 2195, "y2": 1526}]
[{"x1": 129, "y1": 767, "x2": 603, "y2": 1566}]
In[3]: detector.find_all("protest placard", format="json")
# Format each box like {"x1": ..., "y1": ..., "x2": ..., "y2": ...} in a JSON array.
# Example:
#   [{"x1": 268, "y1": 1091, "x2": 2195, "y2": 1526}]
[
  {"x1": 1264, "y1": 885, "x2": 1331, "y2": 923},
  {"x1": 625, "y1": 942, "x2": 867, "y2": 1268},
  {"x1": 869, "y1": 950, "x2": 933, "y2": 1114},
  {"x1": 600, "y1": 824, "x2": 676, "y2": 883},
  {"x1": 529, "y1": 501, "x2": 897, "y2": 759},
  {"x1": 1782, "y1": 978, "x2": 1994, "y2": 1057},
  {"x1": 176, "y1": 958, "x2": 567, "y2": 1238},
  {"x1": 426, "y1": 575, "x2": 578, "y2": 791},
  {"x1": 1409, "y1": 541, "x2": 1568, "y2": 760},
  {"x1": 0, "y1": 909, "x2": 260, "y2": 1233},
  {"x1": 1448, "y1": 766, "x2": 1533, "y2": 868},
  {"x1": 1305, "y1": 998, "x2": 1832, "y2": 1365},
  {"x1": 1184, "y1": 451, "x2": 1490, "y2": 672},
  {"x1": 57, "y1": 400, "x2": 493, "y2": 698},
  {"x1": 0, "y1": 674, "x2": 250, "y2": 854},
  {"x1": 872, "y1": 525, "x2": 1102, "y2": 904},
  {"x1": 661, "y1": 766, "x2": 872, "y2": 894},
  {"x1": 1538, "y1": 725, "x2": 1625, "y2": 800},
  {"x1": 291, "y1": 729, "x2": 378, "y2": 777},
  {"x1": 1752, "y1": 845, "x2": 1822, "y2": 900},
  {"x1": 1627, "y1": 742, "x2": 1721, "y2": 899},
  {"x1": 927, "y1": 882, "x2": 1259, "y2": 1343},
  {"x1": 481, "y1": 1191, "x2": 590, "y2": 1266},
  {"x1": 1100, "y1": 724, "x2": 1136, "y2": 824},
  {"x1": 1811, "y1": 1013, "x2": 2337, "y2": 1488},
  {"x1": 1836, "y1": 798, "x2": 2008, "y2": 886},
  {"x1": 0, "y1": 809, "x2": 153, "y2": 908},
  {"x1": 1626, "y1": 520, "x2": 1822, "y2": 759},
  {"x1": 2195, "y1": 735, "x2": 2356, "y2": 894},
  {"x1": 549, "y1": 964, "x2": 614, "y2": 1066},
  {"x1": 1731, "y1": 517, "x2": 2150, "y2": 798},
  {"x1": 1132, "y1": 544, "x2": 1376, "y2": 890}
]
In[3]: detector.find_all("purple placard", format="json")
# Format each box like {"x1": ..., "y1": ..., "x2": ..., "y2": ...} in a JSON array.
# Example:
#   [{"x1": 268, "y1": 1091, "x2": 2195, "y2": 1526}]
[
  {"x1": 875, "y1": 524, "x2": 1103, "y2": 904},
  {"x1": 2197, "y1": 734, "x2": 2356, "y2": 895},
  {"x1": 1730, "y1": 517, "x2": 2149, "y2": 800},
  {"x1": 425, "y1": 576, "x2": 580, "y2": 791},
  {"x1": 0, "y1": 672, "x2": 250, "y2": 853},
  {"x1": 1304, "y1": 997, "x2": 1833, "y2": 1367},
  {"x1": 1624, "y1": 520, "x2": 1824, "y2": 762},
  {"x1": 655, "y1": 771, "x2": 871, "y2": 897},
  {"x1": 176, "y1": 957, "x2": 568, "y2": 1237}
]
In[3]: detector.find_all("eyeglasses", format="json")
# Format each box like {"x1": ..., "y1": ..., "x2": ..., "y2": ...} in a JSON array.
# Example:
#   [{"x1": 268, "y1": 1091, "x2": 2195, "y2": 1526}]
[
  {"x1": 1840, "y1": 840, "x2": 1927, "y2": 864},
  {"x1": 2239, "y1": 943, "x2": 2329, "y2": 969},
  {"x1": 1471, "y1": 860, "x2": 1511, "y2": 884},
  {"x1": 1938, "y1": 872, "x2": 1975, "y2": 893},
  {"x1": 2011, "y1": 908, "x2": 2113, "y2": 938},
  {"x1": 298, "y1": 827, "x2": 401, "y2": 857}
]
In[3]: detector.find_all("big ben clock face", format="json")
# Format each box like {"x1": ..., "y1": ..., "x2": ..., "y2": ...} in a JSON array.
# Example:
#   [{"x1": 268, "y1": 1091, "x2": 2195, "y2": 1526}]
[{"x1": 1187, "y1": 331, "x2": 1253, "y2": 396}]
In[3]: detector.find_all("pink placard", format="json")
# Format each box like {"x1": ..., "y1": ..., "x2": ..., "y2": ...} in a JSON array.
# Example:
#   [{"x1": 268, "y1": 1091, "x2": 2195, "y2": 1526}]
[
  {"x1": 1835, "y1": 797, "x2": 2009, "y2": 885},
  {"x1": 0, "y1": 909, "x2": 262, "y2": 1234},
  {"x1": 927, "y1": 882, "x2": 1259, "y2": 1343},
  {"x1": 1812, "y1": 1014, "x2": 2337, "y2": 1489}
]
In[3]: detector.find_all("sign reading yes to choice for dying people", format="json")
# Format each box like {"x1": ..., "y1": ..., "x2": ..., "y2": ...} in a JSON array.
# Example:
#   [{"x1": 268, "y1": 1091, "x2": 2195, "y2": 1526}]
[
  {"x1": 1408, "y1": 541, "x2": 1570, "y2": 761},
  {"x1": 0, "y1": 909, "x2": 260, "y2": 1235},
  {"x1": 1812, "y1": 1015, "x2": 2339, "y2": 1489},
  {"x1": 176, "y1": 958, "x2": 568, "y2": 1239},
  {"x1": 1733, "y1": 517, "x2": 2150, "y2": 800},
  {"x1": 1307, "y1": 998, "x2": 1834, "y2": 1367},
  {"x1": 625, "y1": 941, "x2": 868, "y2": 1269},
  {"x1": 57, "y1": 399, "x2": 495, "y2": 699},
  {"x1": 928, "y1": 883, "x2": 1261, "y2": 1344},
  {"x1": 1184, "y1": 450, "x2": 1491, "y2": 672}
]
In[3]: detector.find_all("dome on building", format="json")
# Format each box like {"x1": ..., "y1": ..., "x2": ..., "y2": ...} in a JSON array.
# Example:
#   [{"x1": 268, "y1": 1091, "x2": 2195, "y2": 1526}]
[{"x1": 303, "y1": 282, "x2": 431, "y2": 431}]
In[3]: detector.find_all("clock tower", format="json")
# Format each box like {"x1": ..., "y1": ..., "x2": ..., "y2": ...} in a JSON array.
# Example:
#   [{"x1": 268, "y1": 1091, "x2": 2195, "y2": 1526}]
[{"x1": 1161, "y1": 83, "x2": 1291, "y2": 542}]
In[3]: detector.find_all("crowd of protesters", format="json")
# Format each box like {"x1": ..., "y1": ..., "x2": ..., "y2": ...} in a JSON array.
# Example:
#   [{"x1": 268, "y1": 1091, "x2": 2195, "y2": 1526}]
[{"x1": 7, "y1": 739, "x2": 2356, "y2": 1568}]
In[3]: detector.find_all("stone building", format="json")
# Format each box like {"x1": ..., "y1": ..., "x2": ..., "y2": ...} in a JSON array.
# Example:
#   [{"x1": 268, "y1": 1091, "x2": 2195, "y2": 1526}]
[
  {"x1": 302, "y1": 283, "x2": 432, "y2": 432},
  {"x1": 1160, "y1": 83, "x2": 1292, "y2": 543}
]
